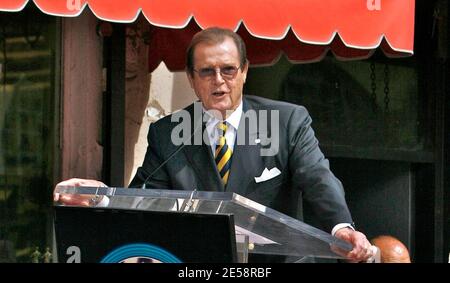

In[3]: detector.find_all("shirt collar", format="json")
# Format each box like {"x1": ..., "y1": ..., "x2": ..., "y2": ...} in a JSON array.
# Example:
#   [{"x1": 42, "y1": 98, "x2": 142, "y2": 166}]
[{"x1": 202, "y1": 99, "x2": 243, "y2": 131}]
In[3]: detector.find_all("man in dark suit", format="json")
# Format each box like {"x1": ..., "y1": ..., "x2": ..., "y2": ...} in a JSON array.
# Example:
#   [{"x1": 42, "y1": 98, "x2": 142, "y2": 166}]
[
  {"x1": 54, "y1": 27, "x2": 374, "y2": 262},
  {"x1": 129, "y1": 94, "x2": 353, "y2": 234}
]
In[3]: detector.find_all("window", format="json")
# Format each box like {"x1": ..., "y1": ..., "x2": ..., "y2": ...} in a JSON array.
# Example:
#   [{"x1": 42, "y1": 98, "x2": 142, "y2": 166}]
[
  {"x1": 0, "y1": 7, "x2": 59, "y2": 262},
  {"x1": 245, "y1": 54, "x2": 429, "y2": 160}
]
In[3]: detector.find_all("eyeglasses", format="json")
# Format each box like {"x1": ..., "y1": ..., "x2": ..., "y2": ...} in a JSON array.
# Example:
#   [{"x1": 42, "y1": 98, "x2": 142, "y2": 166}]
[{"x1": 193, "y1": 66, "x2": 240, "y2": 80}]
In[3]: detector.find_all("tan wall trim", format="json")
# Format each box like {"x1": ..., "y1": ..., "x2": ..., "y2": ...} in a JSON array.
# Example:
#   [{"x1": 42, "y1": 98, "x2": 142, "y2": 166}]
[{"x1": 61, "y1": 10, "x2": 103, "y2": 180}]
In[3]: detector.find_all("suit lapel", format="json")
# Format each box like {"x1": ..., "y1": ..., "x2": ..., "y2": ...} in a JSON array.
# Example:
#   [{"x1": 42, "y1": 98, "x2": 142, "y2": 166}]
[
  {"x1": 226, "y1": 98, "x2": 263, "y2": 196},
  {"x1": 182, "y1": 104, "x2": 224, "y2": 191},
  {"x1": 183, "y1": 142, "x2": 224, "y2": 191}
]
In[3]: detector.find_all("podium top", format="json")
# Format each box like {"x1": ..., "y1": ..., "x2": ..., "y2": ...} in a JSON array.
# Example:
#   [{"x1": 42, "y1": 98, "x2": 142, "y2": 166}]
[{"x1": 54, "y1": 186, "x2": 352, "y2": 260}]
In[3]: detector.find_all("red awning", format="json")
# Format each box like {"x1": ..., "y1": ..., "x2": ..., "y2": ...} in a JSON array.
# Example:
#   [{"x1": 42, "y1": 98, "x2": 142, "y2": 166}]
[{"x1": 1, "y1": 0, "x2": 415, "y2": 71}]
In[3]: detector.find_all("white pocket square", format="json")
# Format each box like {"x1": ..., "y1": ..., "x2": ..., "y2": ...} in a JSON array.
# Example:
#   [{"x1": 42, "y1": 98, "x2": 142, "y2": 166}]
[{"x1": 254, "y1": 167, "x2": 281, "y2": 183}]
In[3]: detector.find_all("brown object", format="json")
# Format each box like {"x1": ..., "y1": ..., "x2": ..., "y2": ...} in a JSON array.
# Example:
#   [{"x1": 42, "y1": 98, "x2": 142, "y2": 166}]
[
  {"x1": 371, "y1": 235, "x2": 411, "y2": 263},
  {"x1": 62, "y1": 11, "x2": 104, "y2": 181}
]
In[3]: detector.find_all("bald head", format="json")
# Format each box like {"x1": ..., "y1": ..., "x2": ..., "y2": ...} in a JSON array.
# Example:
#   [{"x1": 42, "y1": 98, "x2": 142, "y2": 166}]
[{"x1": 371, "y1": 235, "x2": 411, "y2": 263}]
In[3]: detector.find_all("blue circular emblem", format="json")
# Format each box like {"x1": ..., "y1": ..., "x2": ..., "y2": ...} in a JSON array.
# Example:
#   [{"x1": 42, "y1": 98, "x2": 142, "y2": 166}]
[{"x1": 100, "y1": 243, "x2": 182, "y2": 263}]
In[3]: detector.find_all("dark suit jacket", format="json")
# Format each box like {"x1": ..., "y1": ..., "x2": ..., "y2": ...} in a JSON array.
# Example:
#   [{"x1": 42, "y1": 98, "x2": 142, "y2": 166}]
[{"x1": 129, "y1": 95, "x2": 352, "y2": 233}]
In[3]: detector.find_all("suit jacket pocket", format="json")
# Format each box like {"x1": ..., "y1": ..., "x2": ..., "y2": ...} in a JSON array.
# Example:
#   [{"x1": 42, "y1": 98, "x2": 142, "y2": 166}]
[
  {"x1": 254, "y1": 173, "x2": 283, "y2": 189},
  {"x1": 245, "y1": 174, "x2": 284, "y2": 205}
]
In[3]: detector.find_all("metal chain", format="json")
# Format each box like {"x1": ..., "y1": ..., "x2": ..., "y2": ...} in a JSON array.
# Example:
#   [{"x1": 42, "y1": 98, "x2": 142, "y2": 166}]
[
  {"x1": 383, "y1": 63, "x2": 390, "y2": 112},
  {"x1": 370, "y1": 62, "x2": 377, "y2": 111}
]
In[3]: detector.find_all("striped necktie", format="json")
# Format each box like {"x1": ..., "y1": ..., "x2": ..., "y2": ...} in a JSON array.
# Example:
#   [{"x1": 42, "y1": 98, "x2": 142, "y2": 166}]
[{"x1": 215, "y1": 122, "x2": 232, "y2": 186}]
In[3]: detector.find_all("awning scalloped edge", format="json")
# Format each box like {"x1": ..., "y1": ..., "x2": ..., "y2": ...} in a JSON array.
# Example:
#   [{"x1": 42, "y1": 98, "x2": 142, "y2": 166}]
[{"x1": 0, "y1": 0, "x2": 414, "y2": 55}]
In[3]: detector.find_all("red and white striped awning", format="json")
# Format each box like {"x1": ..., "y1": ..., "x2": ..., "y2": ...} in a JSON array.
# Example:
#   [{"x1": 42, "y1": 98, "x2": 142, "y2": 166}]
[{"x1": 1, "y1": 0, "x2": 415, "y2": 71}]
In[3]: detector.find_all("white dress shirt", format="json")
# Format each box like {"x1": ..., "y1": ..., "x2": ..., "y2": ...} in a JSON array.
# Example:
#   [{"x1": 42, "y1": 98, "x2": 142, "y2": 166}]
[{"x1": 203, "y1": 101, "x2": 243, "y2": 157}]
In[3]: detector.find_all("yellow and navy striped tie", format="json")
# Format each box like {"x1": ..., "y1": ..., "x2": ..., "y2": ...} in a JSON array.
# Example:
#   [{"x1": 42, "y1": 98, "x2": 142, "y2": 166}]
[{"x1": 215, "y1": 122, "x2": 232, "y2": 186}]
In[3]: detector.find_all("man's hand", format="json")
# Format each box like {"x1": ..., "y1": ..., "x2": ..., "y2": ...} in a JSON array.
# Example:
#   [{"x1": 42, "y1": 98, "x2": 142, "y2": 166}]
[
  {"x1": 53, "y1": 178, "x2": 108, "y2": 206},
  {"x1": 334, "y1": 227, "x2": 375, "y2": 262}
]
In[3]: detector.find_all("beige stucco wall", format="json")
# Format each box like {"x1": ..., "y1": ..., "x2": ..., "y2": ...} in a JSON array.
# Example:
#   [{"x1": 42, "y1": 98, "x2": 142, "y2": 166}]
[{"x1": 124, "y1": 62, "x2": 196, "y2": 185}]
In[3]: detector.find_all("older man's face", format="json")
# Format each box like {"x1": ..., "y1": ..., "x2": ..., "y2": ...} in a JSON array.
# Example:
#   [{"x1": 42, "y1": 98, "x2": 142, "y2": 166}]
[{"x1": 187, "y1": 37, "x2": 248, "y2": 118}]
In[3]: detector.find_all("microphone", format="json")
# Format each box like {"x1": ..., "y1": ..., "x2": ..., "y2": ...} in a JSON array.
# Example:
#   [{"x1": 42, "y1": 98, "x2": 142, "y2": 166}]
[{"x1": 141, "y1": 120, "x2": 203, "y2": 189}]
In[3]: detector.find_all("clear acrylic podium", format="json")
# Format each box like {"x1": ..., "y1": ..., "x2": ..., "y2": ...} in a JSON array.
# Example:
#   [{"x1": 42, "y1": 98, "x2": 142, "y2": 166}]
[{"x1": 54, "y1": 186, "x2": 352, "y2": 263}]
